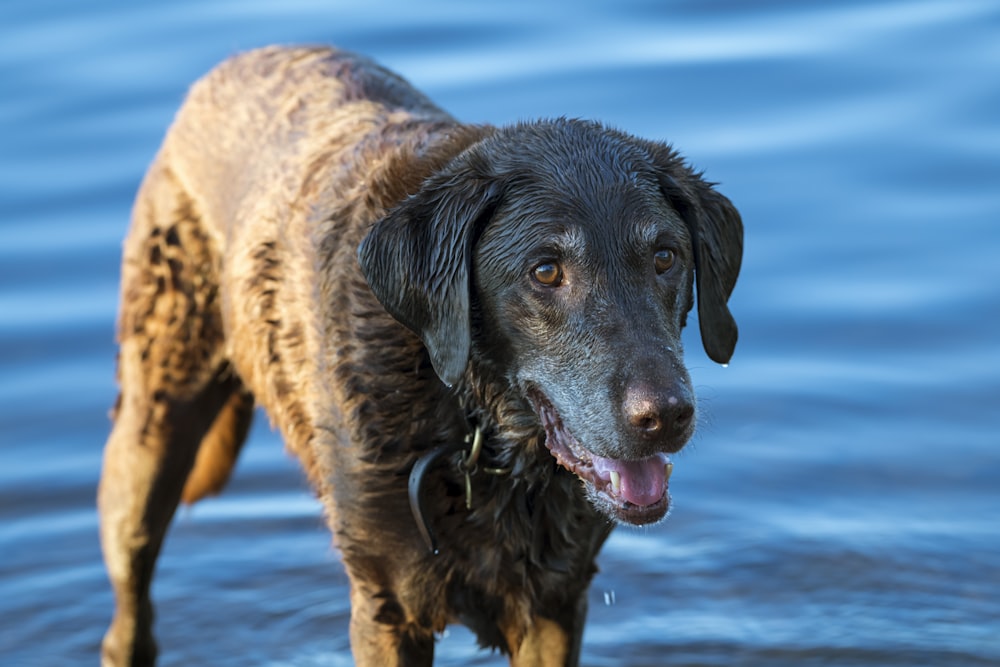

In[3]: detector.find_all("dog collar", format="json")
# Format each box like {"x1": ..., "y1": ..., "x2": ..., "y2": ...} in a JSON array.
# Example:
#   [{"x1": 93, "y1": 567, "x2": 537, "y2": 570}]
[{"x1": 408, "y1": 425, "x2": 511, "y2": 554}]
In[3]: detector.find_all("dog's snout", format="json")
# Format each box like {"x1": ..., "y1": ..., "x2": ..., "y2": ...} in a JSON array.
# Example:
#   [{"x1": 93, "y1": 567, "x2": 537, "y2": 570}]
[{"x1": 623, "y1": 383, "x2": 694, "y2": 446}]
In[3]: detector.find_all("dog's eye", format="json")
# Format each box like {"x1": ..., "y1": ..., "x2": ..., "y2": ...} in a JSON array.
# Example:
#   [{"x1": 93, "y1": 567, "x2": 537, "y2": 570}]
[
  {"x1": 654, "y1": 249, "x2": 676, "y2": 274},
  {"x1": 532, "y1": 262, "x2": 563, "y2": 287}
]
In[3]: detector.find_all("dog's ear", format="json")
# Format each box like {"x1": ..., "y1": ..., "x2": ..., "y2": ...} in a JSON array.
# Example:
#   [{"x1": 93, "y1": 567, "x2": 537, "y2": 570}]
[
  {"x1": 644, "y1": 142, "x2": 744, "y2": 365},
  {"x1": 357, "y1": 153, "x2": 502, "y2": 387}
]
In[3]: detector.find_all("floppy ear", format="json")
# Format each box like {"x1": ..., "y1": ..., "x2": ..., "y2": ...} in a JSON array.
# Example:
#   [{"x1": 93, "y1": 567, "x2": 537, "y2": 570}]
[
  {"x1": 357, "y1": 155, "x2": 503, "y2": 387},
  {"x1": 643, "y1": 142, "x2": 744, "y2": 364}
]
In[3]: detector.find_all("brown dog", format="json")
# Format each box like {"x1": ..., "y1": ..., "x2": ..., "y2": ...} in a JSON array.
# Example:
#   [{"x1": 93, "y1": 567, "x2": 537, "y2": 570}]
[{"x1": 98, "y1": 45, "x2": 742, "y2": 666}]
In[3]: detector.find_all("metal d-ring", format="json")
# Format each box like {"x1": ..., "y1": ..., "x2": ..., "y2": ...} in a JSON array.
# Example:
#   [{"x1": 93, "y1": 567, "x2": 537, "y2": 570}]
[
  {"x1": 461, "y1": 426, "x2": 483, "y2": 472},
  {"x1": 465, "y1": 426, "x2": 512, "y2": 476},
  {"x1": 460, "y1": 427, "x2": 483, "y2": 509}
]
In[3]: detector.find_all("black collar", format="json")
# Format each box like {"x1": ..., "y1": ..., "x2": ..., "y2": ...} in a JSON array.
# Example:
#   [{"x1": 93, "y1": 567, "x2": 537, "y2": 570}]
[{"x1": 408, "y1": 425, "x2": 511, "y2": 554}]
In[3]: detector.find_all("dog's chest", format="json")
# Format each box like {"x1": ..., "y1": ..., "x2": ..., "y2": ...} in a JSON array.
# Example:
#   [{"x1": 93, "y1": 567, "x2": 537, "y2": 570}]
[{"x1": 425, "y1": 471, "x2": 607, "y2": 630}]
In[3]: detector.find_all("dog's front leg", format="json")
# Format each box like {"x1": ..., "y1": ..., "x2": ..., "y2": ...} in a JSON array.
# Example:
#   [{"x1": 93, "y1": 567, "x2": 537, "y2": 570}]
[
  {"x1": 348, "y1": 584, "x2": 435, "y2": 667},
  {"x1": 505, "y1": 594, "x2": 589, "y2": 667},
  {"x1": 505, "y1": 616, "x2": 573, "y2": 667}
]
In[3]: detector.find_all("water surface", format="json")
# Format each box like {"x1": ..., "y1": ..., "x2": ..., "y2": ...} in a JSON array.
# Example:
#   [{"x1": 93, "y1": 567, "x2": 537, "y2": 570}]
[{"x1": 1, "y1": 1, "x2": 998, "y2": 665}]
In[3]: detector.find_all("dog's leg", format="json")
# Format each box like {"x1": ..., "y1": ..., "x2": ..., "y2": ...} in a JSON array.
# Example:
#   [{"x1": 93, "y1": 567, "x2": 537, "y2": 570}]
[
  {"x1": 506, "y1": 596, "x2": 589, "y2": 667},
  {"x1": 181, "y1": 386, "x2": 254, "y2": 504},
  {"x1": 509, "y1": 618, "x2": 569, "y2": 667},
  {"x1": 100, "y1": 366, "x2": 244, "y2": 666},
  {"x1": 99, "y1": 161, "x2": 241, "y2": 666},
  {"x1": 348, "y1": 584, "x2": 435, "y2": 667}
]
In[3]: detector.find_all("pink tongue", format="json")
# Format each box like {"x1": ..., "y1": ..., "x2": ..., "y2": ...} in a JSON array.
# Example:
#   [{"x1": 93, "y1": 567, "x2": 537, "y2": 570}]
[{"x1": 592, "y1": 454, "x2": 668, "y2": 507}]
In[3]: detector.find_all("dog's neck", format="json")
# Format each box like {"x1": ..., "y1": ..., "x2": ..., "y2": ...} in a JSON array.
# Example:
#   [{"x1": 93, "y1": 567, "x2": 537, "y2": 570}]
[
  {"x1": 408, "y1": 366, "x2": 557, "y2": 554},
  {"x1": 408, "y1": 421, "x2": 509, "y2": 554}
]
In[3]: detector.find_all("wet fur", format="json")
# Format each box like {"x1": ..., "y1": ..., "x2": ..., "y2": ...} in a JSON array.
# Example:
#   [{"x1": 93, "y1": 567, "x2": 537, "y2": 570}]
[{"x1": 98, "y1": 46, "x2": 742, "y2": 666}]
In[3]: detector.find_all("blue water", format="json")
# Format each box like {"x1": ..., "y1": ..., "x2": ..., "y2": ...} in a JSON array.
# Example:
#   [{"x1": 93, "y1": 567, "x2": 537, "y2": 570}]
[{"x1": 2, "y1": 1, "x2": 998, "y2": 665}]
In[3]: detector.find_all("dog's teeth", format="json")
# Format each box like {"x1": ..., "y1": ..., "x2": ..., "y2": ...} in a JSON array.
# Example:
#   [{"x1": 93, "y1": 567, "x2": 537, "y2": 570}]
[
  {"x1": 610, "y1": 471, "x2": 621, "y2": 494},
  {"x1": 664, "y1": 461, "x2": 674, "y2": 481}
]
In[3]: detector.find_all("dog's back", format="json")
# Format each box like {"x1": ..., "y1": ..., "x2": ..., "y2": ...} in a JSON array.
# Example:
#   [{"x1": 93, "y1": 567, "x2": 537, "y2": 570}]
[{"x1": 160, "y1": 47, "x2": 449, "y2": 241}]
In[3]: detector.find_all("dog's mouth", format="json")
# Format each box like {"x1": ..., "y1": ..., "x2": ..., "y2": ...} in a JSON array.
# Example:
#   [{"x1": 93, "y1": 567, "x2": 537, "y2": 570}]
[{"x1": 527, "y1": 389, "x2": 671, "y2": 525}]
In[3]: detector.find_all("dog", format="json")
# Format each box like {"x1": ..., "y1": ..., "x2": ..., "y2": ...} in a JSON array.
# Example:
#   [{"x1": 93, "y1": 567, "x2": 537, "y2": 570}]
[{"x1": 98, "y1": 45, "x2": 742, "y2": 666}]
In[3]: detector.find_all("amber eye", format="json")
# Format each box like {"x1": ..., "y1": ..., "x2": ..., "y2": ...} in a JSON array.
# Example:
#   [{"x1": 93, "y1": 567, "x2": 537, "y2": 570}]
[
  {"x1": 654, "y1": 249, "x2": 676, "y2": 274},
  {"x1": 532, "y1": 262, "x2": 563, "y2": 287}
]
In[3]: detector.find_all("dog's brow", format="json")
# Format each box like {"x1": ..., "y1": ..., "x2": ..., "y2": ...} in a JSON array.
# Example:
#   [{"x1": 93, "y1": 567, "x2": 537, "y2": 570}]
[
  {"x1": 635, "y1": 219, "x2": 662, "y2": 246},
  {"x1": 558, "y1": 226, "x2": 588, "y2": 256},
  {"x1": 636, "y1": 209, "x2": 687, "y2": 246},
  {"x1": 527, "y1": 223, "x2": 587, "y2": 258}
]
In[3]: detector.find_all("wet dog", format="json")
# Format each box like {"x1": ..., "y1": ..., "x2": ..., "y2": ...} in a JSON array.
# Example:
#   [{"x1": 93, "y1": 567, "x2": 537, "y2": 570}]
[{"x1": 98, "y1": 46, "x2": 742, "y2": 666}]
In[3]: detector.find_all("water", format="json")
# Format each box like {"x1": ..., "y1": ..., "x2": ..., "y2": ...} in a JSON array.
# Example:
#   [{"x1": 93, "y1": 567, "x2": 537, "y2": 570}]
[{"x1": 2, "y1": 1, "x2": 998, "y2": 665}]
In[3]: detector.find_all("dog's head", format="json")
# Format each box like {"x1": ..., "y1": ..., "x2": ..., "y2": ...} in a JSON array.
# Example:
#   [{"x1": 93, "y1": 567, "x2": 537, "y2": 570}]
[{"x1": 359, "y1": 119, "x2": 742, "y2": 525}]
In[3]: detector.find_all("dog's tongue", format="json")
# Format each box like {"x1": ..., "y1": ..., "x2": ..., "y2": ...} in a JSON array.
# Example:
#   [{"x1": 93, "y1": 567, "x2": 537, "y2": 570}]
[{"x1": 591, "y1": 454, "x2": 668, "y2": 507}]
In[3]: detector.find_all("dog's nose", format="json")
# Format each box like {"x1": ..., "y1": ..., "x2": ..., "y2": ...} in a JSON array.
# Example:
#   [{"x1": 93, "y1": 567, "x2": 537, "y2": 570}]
[{"x1": 623, "y1": 383, "x2": 694, "y2": 444}]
